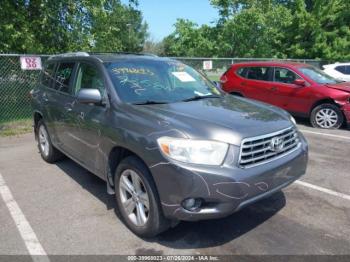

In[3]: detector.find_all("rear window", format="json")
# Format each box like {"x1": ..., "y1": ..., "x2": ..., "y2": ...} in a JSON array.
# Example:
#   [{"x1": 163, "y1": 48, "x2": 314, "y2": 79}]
[{"x1": 41, "y1": 63, "x2": 56, "y2": 87}]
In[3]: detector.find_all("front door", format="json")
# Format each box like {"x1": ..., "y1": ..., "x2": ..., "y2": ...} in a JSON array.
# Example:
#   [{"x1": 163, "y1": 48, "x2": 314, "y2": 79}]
[
  {"x1": 67, "y1": 62, "x2": 109, "y2": 176},
  {"x1": 242, "y1": 66, "x2": 275, "y2": 104},
  {"x1": 271, "y1": 67, "x2": 310, "y2": 113}
]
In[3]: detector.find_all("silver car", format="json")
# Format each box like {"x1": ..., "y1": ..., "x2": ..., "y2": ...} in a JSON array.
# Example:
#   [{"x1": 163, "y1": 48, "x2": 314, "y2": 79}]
[{"x1": 31, "y1": 52, "x2": 308, "y2": 237}]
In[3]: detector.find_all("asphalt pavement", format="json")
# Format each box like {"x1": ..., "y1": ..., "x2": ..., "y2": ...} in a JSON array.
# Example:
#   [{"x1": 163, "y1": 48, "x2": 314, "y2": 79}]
[{"x1": 0, "y1": 122, "x2": 350, "y2": 257}]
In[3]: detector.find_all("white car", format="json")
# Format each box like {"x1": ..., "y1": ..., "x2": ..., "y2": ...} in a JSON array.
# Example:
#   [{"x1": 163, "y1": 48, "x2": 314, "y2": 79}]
[{"x1": 323, "y1": 63, "x2": 350, "y2": 82}]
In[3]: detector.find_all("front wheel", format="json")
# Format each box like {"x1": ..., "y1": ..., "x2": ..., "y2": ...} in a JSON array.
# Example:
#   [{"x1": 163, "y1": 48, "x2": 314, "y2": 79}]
[
  {"x1": 114, "y1": 156, "x2": 170, "y2": 237},
  {"x1": 310, "y1": 103, "x2": 344, "y2": 129}
]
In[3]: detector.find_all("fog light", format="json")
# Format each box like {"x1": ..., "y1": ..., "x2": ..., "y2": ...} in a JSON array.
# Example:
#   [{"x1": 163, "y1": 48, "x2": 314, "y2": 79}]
[{"x1": 182, "y1": 198, "x2": 202, "y2": 211}]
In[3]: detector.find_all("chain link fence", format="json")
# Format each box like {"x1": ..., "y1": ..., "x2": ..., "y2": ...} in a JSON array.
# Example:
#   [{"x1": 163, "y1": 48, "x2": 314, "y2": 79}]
[
  {"x1": 0, "y1": 54, "x2": 325, "y2": 123},
  {"x1": 0, "y1": 54, "x2": 49, "y2": 123},
  {"x1": 172, "y1": 57, "x2": 326, "y2": 81}
]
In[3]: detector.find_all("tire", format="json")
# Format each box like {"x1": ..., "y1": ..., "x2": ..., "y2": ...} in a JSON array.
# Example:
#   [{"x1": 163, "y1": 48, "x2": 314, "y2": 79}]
[
  {"x1": 36, "y1": 120, "x2": 63, "y2": 163},
  {"x1": 310, "y1": 103, "x2": 344, "y2": 129},
  {"x1": 114, "y1": 156, "x2": 170, "y2": 237},
  {"x1": 230, "y1": 92, "x2": 243, "y2": 97}
]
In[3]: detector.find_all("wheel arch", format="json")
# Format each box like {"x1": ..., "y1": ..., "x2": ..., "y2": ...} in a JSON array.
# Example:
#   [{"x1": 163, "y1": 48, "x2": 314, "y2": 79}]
[
  {"x1": 309, "y1": 98, "x2": 340, "y2": 116},
  {"x1": 107, "y1": 146, "x2": 151, "y2": 189},
  {"x1": 230, "y1": 91, "x2": 244, "y2": 97},
  {"x1": 33, "y1": 111, "x2": 43, "y2": 138}
]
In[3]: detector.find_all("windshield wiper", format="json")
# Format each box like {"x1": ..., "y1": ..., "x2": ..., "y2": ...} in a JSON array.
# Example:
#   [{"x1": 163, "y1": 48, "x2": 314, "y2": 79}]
[
  {"x1": 181, "y1": 94, "x2": 221, "y2": 102},
  {"x1": 133, "y1": 100, "x2": 169, "y2": 105}
]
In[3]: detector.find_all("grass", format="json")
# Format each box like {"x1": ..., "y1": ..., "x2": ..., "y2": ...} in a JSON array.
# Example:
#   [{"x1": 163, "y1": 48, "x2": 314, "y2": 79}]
[
  {"x1": 207, "y1": 75, "x2": 220, "y2": 82},
  {"x1": 0, "y1": 119, "x2": 33, "y2": 137}
]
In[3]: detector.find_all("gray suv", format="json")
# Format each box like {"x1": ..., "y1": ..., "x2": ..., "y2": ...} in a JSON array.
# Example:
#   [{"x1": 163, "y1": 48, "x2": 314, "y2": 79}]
[{"x1": 31, "y1": 52, "x2": 308, "y2": 237}]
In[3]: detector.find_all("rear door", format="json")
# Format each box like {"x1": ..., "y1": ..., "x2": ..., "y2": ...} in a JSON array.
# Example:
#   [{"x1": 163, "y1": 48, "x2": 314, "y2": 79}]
[
  {"x1": 48, "y1": 62, "x2": 78, "y2": 154},
  {"x1": 239, "y1": 66, "x2": 276, "y2": 104},
  {"x1": 271, "y1": 67, "x2": 310, "y2": 113}
]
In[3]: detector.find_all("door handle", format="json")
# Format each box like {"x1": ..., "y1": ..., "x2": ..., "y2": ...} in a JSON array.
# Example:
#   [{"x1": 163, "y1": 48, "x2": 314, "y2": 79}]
[
  {"x1": 78, "y1": 112, "x2": 85, "y2": 120},
  {"x1": 64, "y1": 103, "x2": 73, "y2": 112},
  {"x1": 42, "y1": 93, "x2": 49, "y2": 102},
  {"x1": 241, "y1": 82, "x2": 247, "y2": 86},
  {"x1": 270, "y1": 86, "x2": 278, "y2": 91}
]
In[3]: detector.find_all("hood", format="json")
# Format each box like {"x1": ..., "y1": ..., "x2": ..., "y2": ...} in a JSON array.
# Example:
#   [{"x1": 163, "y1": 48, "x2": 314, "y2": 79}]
[
  {"x1": 325, "y1": 82, "x2": 350, "y2": 93},
  {"x1": 125, "y1": 95, "x2": 293, "y2": 146}
]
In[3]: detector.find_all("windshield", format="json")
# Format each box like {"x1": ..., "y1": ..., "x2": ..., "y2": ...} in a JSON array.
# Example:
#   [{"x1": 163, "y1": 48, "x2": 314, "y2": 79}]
[
  {"x1": 105, "y1": 59, "x2": 221, "y2": 104},
  {"x1": 299, "y1": 66, "x2": 341, "y2": 84}
]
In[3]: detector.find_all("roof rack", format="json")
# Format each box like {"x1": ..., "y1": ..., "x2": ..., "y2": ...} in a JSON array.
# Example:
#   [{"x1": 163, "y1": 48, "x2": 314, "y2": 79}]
[
  {"x1": 48, "y1": 52, "x2": 90, "y2": 59},
  {"x1": 88, "y1": 52, "x2": 158, "y2": 57}
]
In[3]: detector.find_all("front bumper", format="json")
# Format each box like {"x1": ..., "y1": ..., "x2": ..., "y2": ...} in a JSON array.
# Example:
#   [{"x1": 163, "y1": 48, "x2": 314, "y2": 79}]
[{"x1": 149, "y1": 133, "x2": 308, "y2": 221}]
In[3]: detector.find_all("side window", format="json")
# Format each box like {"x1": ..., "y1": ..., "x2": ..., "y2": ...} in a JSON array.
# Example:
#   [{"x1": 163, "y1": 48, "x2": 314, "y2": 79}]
[
  {"x1": 75, "y1": 63, "x2": 105, "y2": 96},
  {"x1": 274, "y1": 67, "x2": 300, "y2": 84},
  {"x1": 54, "y1": 62, "x2": 75, "y2": 93},
  {"x1": 335, "y1": 66, "x2": 346, "y2": 74},
  {"x1": 41, "y1": 63, "x2": 56, "y2": 88},
  {"x1": 246, "y1": 67, "x2": 270, "y2": 81},
  {"x1": 236, "y1": 67, "x2": 246, "y2": 77},
  {"x1": 346, "y1": 66, "x2": 350, "y2": 75}
]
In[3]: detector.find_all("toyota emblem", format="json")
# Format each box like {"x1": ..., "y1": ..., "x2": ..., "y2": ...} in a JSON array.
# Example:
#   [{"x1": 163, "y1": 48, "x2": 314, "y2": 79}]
[{"x1": 270, "y1": 137, "x2": 284, "y2": 152}]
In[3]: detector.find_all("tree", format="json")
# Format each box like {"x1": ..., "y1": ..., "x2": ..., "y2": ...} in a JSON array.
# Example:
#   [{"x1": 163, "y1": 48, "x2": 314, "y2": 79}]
[
  {"x1": 143, "y1": 37, "x2": 165, "y2": 55},
  {"x1": 162, "y1": 19, "x2": 219, "y2": 57},
  {"x1": 285, "y1": 0, "x2": 350, "y2": 60},
  {"x1": 0, "y1": 0, "x2": 148, "y2": 53},
  {"x1": 162, "y1": 0, "x2": 350, "y2": 60}
]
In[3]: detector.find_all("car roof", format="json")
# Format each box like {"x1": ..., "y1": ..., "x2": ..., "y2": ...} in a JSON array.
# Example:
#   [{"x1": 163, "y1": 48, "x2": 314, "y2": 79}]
[
  {"x1": 232, "y1": 61, "x2": 312, "y2": 68},
  {"x1": 323, "y1": 62, "x2": 350, "y2": 67},
  {"x1": 47, "y1": 52, "x2": 173, "y2": 63}
]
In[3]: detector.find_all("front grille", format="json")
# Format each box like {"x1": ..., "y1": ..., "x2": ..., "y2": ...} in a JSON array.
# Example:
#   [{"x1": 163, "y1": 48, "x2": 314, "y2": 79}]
[{"x1": 239, "y1": 127, "x2": 300, "y2": 168}]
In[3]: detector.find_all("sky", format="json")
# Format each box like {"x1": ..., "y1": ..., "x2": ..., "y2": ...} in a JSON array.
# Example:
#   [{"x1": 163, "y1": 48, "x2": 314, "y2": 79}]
[{"x1": 135, "y1": 0, "x2": 219, "y2": 41}]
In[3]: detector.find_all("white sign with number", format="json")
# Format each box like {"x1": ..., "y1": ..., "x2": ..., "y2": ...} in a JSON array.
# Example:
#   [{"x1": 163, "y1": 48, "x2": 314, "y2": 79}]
[
  {"x1": 203, "y1": 60, "x2": 213, "y2": 70},
  {"x1": 20, "y1": 56, "x2": 42, "y2": 70}
]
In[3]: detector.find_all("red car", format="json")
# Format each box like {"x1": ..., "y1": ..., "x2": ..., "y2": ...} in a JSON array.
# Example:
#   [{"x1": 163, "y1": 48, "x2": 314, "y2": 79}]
[{"x1": 220, "y1": 62, "x2": 350, "y2": 129}]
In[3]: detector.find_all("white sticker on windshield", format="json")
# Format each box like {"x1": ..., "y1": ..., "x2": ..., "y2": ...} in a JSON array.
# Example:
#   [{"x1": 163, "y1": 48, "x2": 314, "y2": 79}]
[{"x1": 172, "y1": 72, "x2": 196, "y2": 82}]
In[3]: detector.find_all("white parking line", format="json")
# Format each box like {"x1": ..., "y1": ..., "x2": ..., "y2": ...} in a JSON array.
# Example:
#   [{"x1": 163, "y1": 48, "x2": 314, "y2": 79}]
[
  {"x1": 0, "y1": 173, "x2": 49, "y2": 261},
  {"x1": 299, "y1": 129, "x2": 350, "y2": 141},
  {"x1": 296, "y1": 180, "x2": 350, "y2": 201}
]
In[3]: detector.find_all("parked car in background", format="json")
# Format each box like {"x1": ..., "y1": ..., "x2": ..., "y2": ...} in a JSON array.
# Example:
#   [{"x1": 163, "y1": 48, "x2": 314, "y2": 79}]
[
  {"x1": 323, "y1": 63, "x2": 350, "y2": 82},
  {"x1": 220, "y1": 62, "x2": 350, "y2": 129},
  {"x1": 31, "y1": 53, "x2": 308, "y2": 237}
]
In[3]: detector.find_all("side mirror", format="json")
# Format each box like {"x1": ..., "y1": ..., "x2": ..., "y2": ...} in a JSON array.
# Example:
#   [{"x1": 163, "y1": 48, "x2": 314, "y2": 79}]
[
  {"x1": 77, "y1": 89, "x2": 102, "y2": 105},
  {"x1": 293, "y1": 79, "x2": 306, "y2": 86}
]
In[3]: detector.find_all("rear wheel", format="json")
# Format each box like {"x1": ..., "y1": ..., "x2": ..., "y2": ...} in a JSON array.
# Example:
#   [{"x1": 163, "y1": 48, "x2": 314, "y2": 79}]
[
  {"x1": 37, "y1": 120, "x2": 63, "y2": 163},
  {"x1": 114, "y1": 156, "x2": 170, "y2": 237},
  {"x1": 310, "y1": 103, "x2": 344, "y2": 129}
]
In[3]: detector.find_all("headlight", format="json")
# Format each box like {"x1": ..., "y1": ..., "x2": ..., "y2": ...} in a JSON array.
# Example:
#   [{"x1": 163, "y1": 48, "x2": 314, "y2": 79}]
[
  {"x1": 290, "y1": 116, "x2": 297, "y2": 125},
  {"x1": 157, "y1": 137, "x2": 229, "y2": 165}
]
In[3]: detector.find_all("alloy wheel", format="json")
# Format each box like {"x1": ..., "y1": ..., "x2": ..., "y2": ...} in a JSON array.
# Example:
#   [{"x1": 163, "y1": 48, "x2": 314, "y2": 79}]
[
  {"x1": 119, "y1": 169, "x2": 150, "y2": 227},
  {"x1": 38, "y1": 125, "x2": 49, "y2": 157},
  {"x1": 315, "y1": 108, "x2": 338, "y2": 128}
]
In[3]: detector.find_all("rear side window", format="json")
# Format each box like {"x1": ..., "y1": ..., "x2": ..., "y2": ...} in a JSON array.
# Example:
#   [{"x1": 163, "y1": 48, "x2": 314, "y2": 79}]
[
  {"x1": 236, "y1": 67, "x2": 248, "y2": 77},
  {"x1": 335, "y1": 66, "x2": 347, "y2": 74},
  {"x1": 274, "y1": 67, "x2": 300, "y2": 84},
  {"x1": 41, "y1": 63, "x2": 56, "y2": 87},
  {"x1": 335, "y1": 65, "x2": 350, "y2": 75},
  {"x1": 245, "y1": 67, "x2": 270, "y2": 81},
  {"x1": 54, "y1": 62, "x2": 75, "y2": 93}
]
